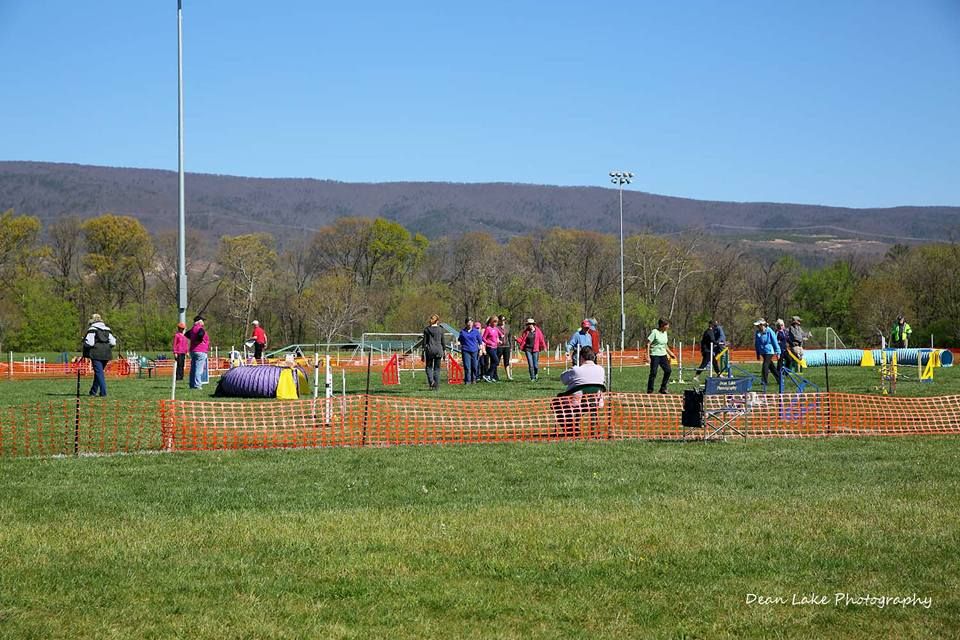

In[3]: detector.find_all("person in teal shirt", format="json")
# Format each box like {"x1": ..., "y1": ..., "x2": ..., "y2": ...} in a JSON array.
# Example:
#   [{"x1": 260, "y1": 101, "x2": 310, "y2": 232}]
[{"x1": 646, "y1": 318, "x2": 676, "y2": 394}]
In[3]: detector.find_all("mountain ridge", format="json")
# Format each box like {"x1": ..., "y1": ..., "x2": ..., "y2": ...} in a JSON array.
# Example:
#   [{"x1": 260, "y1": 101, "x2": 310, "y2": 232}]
[{"x1": 2, "y1": 160, "x2": 958, "y2": 244}]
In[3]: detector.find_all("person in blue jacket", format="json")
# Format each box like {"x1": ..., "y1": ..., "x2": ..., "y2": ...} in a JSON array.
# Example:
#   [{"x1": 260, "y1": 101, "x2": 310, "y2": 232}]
[
  {"x1": 566, "y1": 320, "x2": 594, "y2": 365},
  {"x1": 753, "y1": 318, "x2": 781, "y2": 390},
  {"x1": 457, "y1": 318, "x2": 482, "y2": 384}
]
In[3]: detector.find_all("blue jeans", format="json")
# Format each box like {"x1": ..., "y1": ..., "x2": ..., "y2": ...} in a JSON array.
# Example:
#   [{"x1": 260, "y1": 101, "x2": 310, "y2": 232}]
[
  {"x1": 190, "y1": 351, "x2": 208, "y2": 389},
  {"x1": 486, "y1": 348, "x2": 500, "y2": 380},
  {"x1": 89, "y1": 359, "x2": 108, "y2": 396},
  {"x1": 462, "y1": 350, "x2": 478, "y2": 383},
  {"x1": 524, "y1": 350, "x2": 540, "y2": 379}
]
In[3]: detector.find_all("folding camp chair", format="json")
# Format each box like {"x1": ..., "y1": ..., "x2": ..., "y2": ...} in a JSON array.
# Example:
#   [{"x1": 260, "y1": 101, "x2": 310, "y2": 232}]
[
  {"x1": 702, "y1": 376, "x2": 753, "y2": 440},
  {"x1": 552, "y1": 383, "x2": 606, "y2": 438},
  {"x1": 682, "y1": 377, "x2": 753, "y2": 441}
]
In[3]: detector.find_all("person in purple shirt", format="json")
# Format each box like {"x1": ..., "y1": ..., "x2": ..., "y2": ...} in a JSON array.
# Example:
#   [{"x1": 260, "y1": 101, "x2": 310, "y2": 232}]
[{"x1": 457, "y1": 317, "x2": 481, "y2": 384}]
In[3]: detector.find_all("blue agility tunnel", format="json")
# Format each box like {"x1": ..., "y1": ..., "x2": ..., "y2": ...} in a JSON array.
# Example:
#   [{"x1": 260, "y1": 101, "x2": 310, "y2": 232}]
[{"x1": 802, "y1": 348, "x2": 953, "y2": 368}]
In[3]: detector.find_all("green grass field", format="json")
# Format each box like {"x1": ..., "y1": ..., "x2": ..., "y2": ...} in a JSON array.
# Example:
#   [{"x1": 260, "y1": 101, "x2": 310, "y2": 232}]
[
  {"x1": 1, "y1": 362, "x2": 958, "y2": 638},
  {"x1": 1, "y1": 439, "x2": 958, "y2": 638}
]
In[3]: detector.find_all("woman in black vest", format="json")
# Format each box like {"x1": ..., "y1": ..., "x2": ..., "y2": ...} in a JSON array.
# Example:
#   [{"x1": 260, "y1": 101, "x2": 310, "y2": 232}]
[{"x1": 82, "y1": 313, "x2": 117, "y2": 397}]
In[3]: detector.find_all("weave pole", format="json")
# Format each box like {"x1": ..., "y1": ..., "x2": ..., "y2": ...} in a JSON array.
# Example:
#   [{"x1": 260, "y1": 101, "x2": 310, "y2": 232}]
[{"x1": 325, "y1": 355, "x2": 333, "y2": 424}]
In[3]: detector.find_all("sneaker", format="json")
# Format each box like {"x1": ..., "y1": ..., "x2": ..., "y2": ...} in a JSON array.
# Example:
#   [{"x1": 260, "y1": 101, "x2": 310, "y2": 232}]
[{"x1": 659, "y1": 389, "x2": 669, "y2": 394}]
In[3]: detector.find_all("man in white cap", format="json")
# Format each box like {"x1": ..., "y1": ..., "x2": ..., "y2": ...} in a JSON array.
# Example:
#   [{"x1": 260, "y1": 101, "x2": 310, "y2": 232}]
[
  {"x1": 250, "y1": 320, "x2": 268, "y2": 362},
  {"x1": 753, "y1": 318, "x2": 781, "y2": 391},
  {"x1": 787, "y1": 315, "x2": 806, "y2": 365},
  {"x1": 82, "y1": 313, "x2": 117, "y2": 397}
]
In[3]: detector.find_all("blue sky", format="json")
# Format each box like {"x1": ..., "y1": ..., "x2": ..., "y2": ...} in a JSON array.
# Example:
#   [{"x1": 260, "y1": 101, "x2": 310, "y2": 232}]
[{"x1": 1, "y1": 1, "x2": 958, "y2": 207}]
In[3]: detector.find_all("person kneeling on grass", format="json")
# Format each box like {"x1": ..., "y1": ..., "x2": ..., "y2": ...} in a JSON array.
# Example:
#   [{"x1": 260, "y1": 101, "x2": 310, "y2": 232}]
[{"x1": 552, "y1": 347, "x2": 606, "y2": 437}]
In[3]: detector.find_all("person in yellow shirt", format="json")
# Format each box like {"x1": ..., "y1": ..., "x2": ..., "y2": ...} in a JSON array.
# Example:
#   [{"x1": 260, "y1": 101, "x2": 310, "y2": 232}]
[{"x1": 891, "y1": 315, "x2": 912, "y2": 348}]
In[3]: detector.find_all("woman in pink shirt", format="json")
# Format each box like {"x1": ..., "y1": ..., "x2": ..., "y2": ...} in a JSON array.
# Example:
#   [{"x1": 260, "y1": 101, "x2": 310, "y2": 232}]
[
  {"x1": 172, "y1": 321, "x2": 189, "y2": 381},
  {"x1": 186, "y1": 315, "x2": 210, "y2": 389},
  {"x1": 481, "y1": 316, "x2": 503, "y2": 382}
]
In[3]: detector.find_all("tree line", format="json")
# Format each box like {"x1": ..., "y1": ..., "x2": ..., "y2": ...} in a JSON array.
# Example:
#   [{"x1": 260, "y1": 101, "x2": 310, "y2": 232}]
[{"x1": 0, "y1": 208, "x2": 957, "y2": 352}]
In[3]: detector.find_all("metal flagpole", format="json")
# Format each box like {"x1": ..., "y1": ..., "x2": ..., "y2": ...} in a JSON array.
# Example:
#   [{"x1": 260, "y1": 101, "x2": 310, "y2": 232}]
[
  {"x1": 609, "y1": 171, "x2": 633, "y2": 352},
  {"x1": 177, "y1": 0, "x2": 188, "y2": 325}
]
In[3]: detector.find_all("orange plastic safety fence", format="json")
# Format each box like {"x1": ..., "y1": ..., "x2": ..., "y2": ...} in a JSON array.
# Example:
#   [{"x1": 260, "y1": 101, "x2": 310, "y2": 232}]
[
  {"x1": 159, "y1": 392, "x2": 960, "y2": 452},
  {"x1": 4, "y1": 392, "x2": 960, "y2": 458},
  {"x1": 0, "y1": 359, "x2": 93, "y2": 380},
  {"x1": 0, "y1": 400, "x2": 163, "y2": 457}
]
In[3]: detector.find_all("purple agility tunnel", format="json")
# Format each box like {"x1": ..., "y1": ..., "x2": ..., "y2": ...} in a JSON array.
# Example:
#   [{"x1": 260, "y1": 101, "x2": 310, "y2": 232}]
[{"x1": 214, "y1": 365, "x2": 309, "y2": 398}]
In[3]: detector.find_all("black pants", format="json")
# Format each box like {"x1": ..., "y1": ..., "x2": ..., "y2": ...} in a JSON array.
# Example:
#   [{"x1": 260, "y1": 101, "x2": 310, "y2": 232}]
[
  {"x1": 498, "y1": 347, "x2": 511, "y2": 374},
  {"x1": 175, "y1": 353, "x2": 186, "y2": 381},
  {"x1": 761, "y1": 354, "x2": 778, "y2": 389},
  {"x1": 254, "y1": 342, "x2": 264, "y2": 359},
  {"x1": 777, "y1": 352, "x2": 788, "y2": 377},
  {"x1": 695, "y1": 352, "x2": 720, "y2": 376},
  {"x1": 425, "y1": 354, "x2": 442, "y2": 388},
  {"x1": 648, "y1": 355, "x2": 672, "y2": 392}
]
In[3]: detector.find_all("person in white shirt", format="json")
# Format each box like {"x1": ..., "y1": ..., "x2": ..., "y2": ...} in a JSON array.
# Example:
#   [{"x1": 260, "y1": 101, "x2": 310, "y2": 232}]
[
  {"x1": 82, "y1": 313, "x2": 118, "y2": 397},
  {"x1": 560, "y1": 346, "x2": 606, "y2": 392},
  {"x1": 554, "y1": 347, "x2": 606, "y2": 437}
]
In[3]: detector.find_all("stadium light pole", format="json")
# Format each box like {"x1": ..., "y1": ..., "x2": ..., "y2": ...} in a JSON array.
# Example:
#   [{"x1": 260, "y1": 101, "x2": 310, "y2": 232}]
[
  {"x1": 177, "y1": 0, "x2": 187, "y2": 324},
  {"x1": 609, "y1": 171, "x2": 633, "y2": 352}
]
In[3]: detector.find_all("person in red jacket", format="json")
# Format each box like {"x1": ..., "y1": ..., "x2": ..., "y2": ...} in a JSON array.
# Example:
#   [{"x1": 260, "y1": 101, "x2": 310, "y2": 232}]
[
  {"x1": 251, "y1": 320, "x2": 268, "y2": 361},
  {"x1": 172, "y1": 321, "x2": 189, "y2": 381},
  {"x1": 516, "y1": 318, "x2": 548, "y2": 381},
  {"x1": 587, "y1": 318, "x2": 601, "y2": 354}
]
